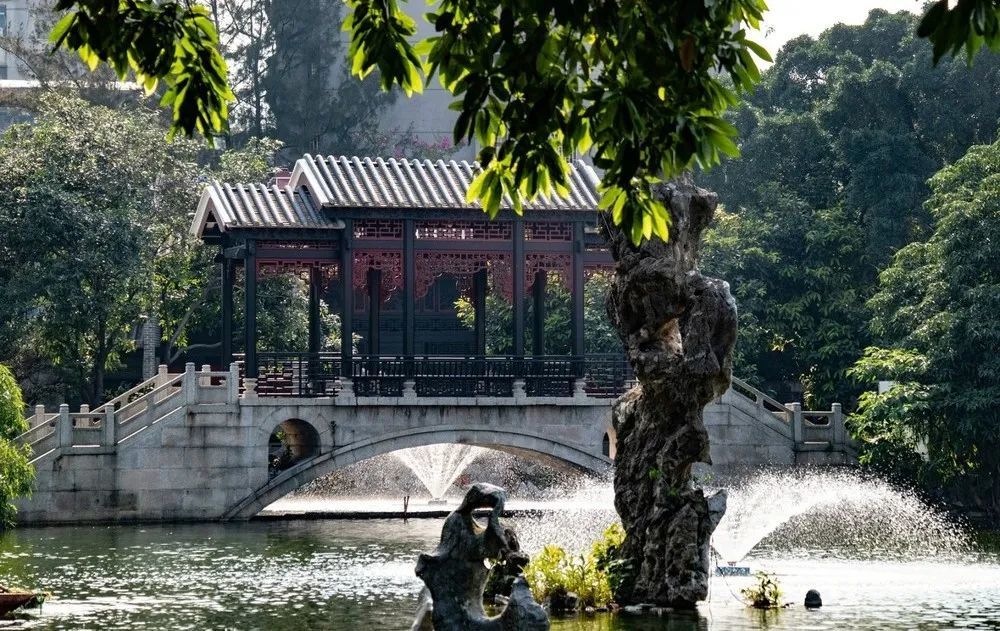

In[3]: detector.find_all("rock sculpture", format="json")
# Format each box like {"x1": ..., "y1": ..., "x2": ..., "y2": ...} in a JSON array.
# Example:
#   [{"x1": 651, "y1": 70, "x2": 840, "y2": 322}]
[
  {"x1": 602, "y1": 178, "x2": 736, "y2": 607},
  {"x1": 413, "y1": 483, "x2": 549, "y2": 630}
]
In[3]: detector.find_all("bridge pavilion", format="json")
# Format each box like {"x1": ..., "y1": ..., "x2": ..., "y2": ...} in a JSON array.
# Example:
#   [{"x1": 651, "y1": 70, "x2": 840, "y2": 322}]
[{"x1": 190, "y1": 154, "x2": 619, "y2": 398}]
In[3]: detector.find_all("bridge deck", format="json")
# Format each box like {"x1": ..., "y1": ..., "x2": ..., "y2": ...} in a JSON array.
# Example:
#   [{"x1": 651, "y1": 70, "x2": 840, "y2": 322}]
[{"x1": 14, "y1": 361, "x2": 856, "y2": 525}]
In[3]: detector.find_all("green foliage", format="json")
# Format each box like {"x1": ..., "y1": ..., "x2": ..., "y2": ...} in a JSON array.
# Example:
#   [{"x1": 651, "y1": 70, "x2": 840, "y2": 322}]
[
  {"x1": 344, "y1": 0, "x2": 770, "y2": 244},
  {"x1": 0, "y1": 95, "x2": 200, "y2": 403},
  {"x1": 918, "y1": 0, "x2": 1000, "y2": 64},
  {"x1": 0, "y1": 366, "x2": 33, "y2": 529},
  {"x1": 524, "y1": 546, "x2": 611, "y2": 609},
  {"x1": 0, "y1": 365, "x2": 27, "y2": 440},
  {"x1": 741, "y1": 571, "x2": 783, "y2": 609},
  {"x1": 849, "y1": 138, "x2": 1000, "y2": 516},
  {"x1": 46, "y1": 0, "x2": 998, "y2": 248},
  {"x1": 523, "y1": 523, "x2": 626, "y2": 609},
  {"x1": 0, "y1": 95, "x2": 282, "y2": 404},
  {"x1": 454, "y1": 271, "x2": 620, "y2": 355},
  {"x1": 699, "y1": 9, "x2": 1000, "y2": 405},
  {"x1": 217, "y1": 137, "x2": 284, "y2": 182},
  {"x1": 50, "y1": 1, "x2": 234, "y2": 139}
]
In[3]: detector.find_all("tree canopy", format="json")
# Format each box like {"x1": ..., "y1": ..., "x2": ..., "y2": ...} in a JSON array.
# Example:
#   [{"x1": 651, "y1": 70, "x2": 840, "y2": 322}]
[
  {"x1": 0, "y1": 96, "x2": 289, "y2": 405},
  {"x1": 849, "y1": 138, "x2": 1000, "y2": 516},
  {"x1": 699, "y1": 8, "x2": 1000, "y2": 405},
  {"x1": 50, "y1": 0, "x2": 233, "y2": 138},
  {"x1": 49, "y1": 1, "x2": 1000, "y2": 244}
]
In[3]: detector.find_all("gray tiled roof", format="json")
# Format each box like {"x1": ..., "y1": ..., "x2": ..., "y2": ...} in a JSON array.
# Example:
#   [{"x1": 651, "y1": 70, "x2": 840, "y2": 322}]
[
  {"x1": 192, "y1": 154, "x2": 602, "y2": 237},
  {"x1": 291, "y1": 154, "x2": 602, "y2": 211},
  {"x1": 194, "y1": 183, "x2": 339, "y2": 233}
]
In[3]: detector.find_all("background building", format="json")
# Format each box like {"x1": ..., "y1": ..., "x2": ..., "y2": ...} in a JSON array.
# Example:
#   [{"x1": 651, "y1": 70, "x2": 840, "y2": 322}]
[{"x1": 0, "y1": 0, "x2": 34, "y2": 81}]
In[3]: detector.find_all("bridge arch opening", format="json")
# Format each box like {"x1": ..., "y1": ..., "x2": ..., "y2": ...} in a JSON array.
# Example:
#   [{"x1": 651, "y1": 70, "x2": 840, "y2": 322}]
[
  {"x1": 228, "y1": 427, "x2": 613, "y2": 520},
  {"x1": 602, "y1": 426, "x2": 617, "y2": 460},
  {"x1": 268, "y1": 418, "x2": 320, "y2": 476}
]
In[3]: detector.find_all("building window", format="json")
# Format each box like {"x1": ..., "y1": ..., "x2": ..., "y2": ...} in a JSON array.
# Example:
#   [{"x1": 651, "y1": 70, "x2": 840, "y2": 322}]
[
  {"x1": 0, "y1": 5, "x2": 6, "y2": 37},
  {"x1": 0, "y1": 66, "x2": 7, "y2": 81}
]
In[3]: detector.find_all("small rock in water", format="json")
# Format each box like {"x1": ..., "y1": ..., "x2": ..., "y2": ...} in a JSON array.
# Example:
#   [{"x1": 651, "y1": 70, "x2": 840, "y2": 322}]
[
  {"x1": 549, "y1": 590, "x2": 579, "y2": 612},
  {"x1": 621, "y1": 603, "x2": 655, "y2": 615},
  {"x1": 805, "y1": 589, "x2": 823, "y2": 609}
]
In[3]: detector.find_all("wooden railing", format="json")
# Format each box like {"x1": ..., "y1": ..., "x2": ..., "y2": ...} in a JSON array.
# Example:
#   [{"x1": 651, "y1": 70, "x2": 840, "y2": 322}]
[{"x1": 236, "y1": 353, "x2": 636, "y2": 399}]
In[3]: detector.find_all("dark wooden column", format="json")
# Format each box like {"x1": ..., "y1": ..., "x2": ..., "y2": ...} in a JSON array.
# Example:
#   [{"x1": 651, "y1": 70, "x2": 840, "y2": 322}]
[
  {"x1": 403, "y1": 219, "x2": 415, "y2": 358},
  {"x1": 367, "y1": 268, "x2": 382, "y2": 355},
  {"x1": 308, "y1": 266, "x2": 322, "y2": 355},
  {"x1": 572, "y1": 221, "x2": 586, "y2": 359},
  {"x1": 244, "y1": 240, "x2": 258, "y2": 378},
  {"x1": 340, "y1": 221, "x2": 354, "y2": 379},
  {"x1": 473, "y1": 268, "x2": 487, "y2": 355},
  {"x1": 532, "y1": 269, "x2": 547, "y2": 356},
  {"x1": 221, "y1": 256, "x2": 234, "y2": 368},
  {"x1": 512, "y1": 219, "x2": 525, "y2": 358}
]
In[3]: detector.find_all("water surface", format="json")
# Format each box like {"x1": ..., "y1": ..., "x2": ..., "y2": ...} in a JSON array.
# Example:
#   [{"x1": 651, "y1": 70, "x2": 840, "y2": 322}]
[{"x1": 1, "y1": 519, "x2": 999, "y2": 630}]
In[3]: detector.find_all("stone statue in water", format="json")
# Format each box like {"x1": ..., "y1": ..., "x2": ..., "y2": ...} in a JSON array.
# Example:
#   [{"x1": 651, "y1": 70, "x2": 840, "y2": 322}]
[{"x1": 411, "y1": 483, "x2": 549, "y2": 630}]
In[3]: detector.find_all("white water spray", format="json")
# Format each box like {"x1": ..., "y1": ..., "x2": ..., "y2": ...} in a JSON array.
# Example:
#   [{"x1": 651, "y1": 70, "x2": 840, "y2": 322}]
[
  {"x1": 393, "y1": 444, "x2": 485, "y2": 500},
  {"x1": 711, "y1": 469, "x2": 970, "y2": 563}
]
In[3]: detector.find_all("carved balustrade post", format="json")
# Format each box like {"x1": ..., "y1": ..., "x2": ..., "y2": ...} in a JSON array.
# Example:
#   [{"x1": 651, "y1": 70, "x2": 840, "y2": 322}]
[
  {"x1": 832, "y1": 402, "x2": 845, "y2": 447},
  {"x1": 228, "y1": 362, "x2": 241, "y2": 404},
  {"x1": 789, "y1": 402, "x2": 804, "y2": 445},
  {"x1": 182, "y1": 362, "x2": 197, "y2": 405},
  {"x1": 57, "y1": 404, "x2": 72, "y2": 448},
  {"x1": 103, "y1": 406, "x2": 116, "y2": 447}
]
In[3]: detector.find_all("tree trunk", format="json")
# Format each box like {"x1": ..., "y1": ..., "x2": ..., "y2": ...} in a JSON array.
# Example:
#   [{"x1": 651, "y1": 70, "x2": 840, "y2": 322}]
[
  {"x1": 91, "y1": 318, "x2": 108, "y2": 406},
  {"x1": 602, "y1": 178, "x2": 737, "y2": 608}
]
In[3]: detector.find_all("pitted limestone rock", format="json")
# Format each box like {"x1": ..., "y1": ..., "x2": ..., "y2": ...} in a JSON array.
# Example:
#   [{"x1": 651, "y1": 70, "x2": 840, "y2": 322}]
[
  {"x1": 602, "y1": 177, "x2": 738, "y2": 608},
  {"x1": 413, "y1": 483, "x2": 549, "y2": 630}
]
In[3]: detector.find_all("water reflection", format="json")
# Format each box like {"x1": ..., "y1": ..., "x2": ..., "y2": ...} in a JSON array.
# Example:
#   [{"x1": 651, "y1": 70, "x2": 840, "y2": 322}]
[
  {"x1": 551, "y1": 611, "x2": 708, "y2": 630},
  {"x1": 2, "y1": 519, "x2": 1000, "y2": 630},
  {"x1": 0, "y1": 521, "x2": 436, "y2": 630}
]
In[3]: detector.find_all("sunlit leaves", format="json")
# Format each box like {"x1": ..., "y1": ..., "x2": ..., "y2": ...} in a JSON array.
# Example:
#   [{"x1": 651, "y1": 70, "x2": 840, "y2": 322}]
[
  {"x1": 50, "y1": 1, "x2": 234, "y2": 140},
  {"x1": 344, "y1": 0, "x2": 771, "y2": 245},
  {"x1": 918, "y1": 0, "x2": 1000, "y2": 64},
  {"x1": 343, "y1": 0, "x2": 424, "y2": 95},
  {"x1": 849, "y1": 138, "x2": 1000, "y2": 500}
]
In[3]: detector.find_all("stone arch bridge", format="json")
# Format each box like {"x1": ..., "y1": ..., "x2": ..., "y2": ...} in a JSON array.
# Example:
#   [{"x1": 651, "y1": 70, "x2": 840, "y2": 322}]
[{"x1": 14, "y1": 362, "x2": 854, "y2": 525}]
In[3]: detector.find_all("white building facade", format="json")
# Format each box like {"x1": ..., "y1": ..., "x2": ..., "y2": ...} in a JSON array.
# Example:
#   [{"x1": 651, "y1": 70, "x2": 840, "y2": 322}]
[{"x1": 0, "y1": 0, "x2": 34, "y2": 81}]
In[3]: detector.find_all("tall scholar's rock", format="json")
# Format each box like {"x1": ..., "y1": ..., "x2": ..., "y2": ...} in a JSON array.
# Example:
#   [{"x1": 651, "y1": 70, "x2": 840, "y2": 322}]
[
  {"x1": 413, "y1": 483, "x2": 549, "y2": 630},
  {"x1": 603, "y1": 179, "x2": 736, "y2": 607}
]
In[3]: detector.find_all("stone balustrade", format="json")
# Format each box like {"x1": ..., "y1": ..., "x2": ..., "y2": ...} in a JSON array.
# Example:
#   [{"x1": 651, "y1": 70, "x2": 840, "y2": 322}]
[{"x1": 13, "y1": 363, "x2": 856, "y2": 525}]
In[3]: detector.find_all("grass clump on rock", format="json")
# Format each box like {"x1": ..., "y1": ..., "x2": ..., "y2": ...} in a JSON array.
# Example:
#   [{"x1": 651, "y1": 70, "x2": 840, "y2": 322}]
[{"x1": 741, "y1": 571, "x2": 783, "y2": 609}]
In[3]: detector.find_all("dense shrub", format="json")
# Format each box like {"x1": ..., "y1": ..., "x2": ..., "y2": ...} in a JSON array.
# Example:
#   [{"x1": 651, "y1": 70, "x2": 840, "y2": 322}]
[{"x1": 523, "y1": 523, "x2": 626, "y2": 610}]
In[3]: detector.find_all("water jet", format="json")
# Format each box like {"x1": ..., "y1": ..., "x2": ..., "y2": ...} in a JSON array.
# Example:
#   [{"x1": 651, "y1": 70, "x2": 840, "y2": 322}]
[{"x1": 393, "y1": 444, "x2": 484, "y2": 500}]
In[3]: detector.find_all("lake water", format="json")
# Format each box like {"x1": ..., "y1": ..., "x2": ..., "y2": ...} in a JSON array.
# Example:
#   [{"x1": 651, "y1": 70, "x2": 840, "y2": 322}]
[{"x1": 2, "y1": 518, "x2": 1000, "y2": 630}]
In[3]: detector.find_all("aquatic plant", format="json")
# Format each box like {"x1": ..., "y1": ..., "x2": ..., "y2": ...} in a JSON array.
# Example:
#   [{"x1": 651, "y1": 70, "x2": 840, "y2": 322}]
[
  {"x1": 523, "y1": 523, "x2": 626, "y2": 609},
  {"x1": 741, "y1": 571, "x2": 783, "y2": 609}
]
